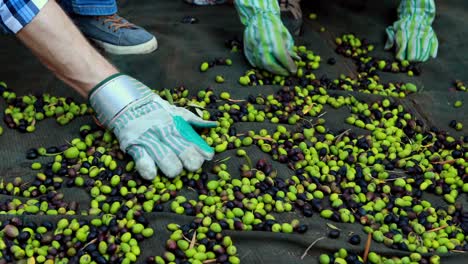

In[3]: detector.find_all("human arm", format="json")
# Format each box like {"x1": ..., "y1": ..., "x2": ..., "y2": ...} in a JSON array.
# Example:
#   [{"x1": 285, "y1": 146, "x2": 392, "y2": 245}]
[
  {"x1": 9, "y1": 0, "x2": 216, "y2": 179},
  {"x1": 16, "y1": 0, "x2": 118, "y2": 97}
]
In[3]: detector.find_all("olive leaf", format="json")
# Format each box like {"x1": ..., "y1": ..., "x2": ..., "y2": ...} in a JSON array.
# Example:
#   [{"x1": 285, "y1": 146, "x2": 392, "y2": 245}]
[
  {"x1": 164, "y1": 89, "x2": 174, "y2": 105},
  {"x1": 195, "y1": 108, "x2": 204, "y2": 118},
  {"x1": 187, "y1": 102, "x2": 206, "y2": 109},
  {"x1": 326, "y1": 223, "x2": 341, "y2": 230},
  {"x1": 302, "y1": 104, "x2": 314, "y2": 114}
]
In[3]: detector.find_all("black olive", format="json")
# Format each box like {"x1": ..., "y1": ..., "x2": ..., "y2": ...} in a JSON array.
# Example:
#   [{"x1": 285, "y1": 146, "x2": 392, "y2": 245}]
[
  {"x1": 328, "y1": 229, "x2": 340, "y2": 239},
  {"x1": 46, "y1": 146, "x2": 59, "y2": 154},
  {"x1": 26, "y1": 148, "x2": 39, "y2": 159},
  {"x1": 348, "y1": 234, "x2": 361, "y2": 245}
]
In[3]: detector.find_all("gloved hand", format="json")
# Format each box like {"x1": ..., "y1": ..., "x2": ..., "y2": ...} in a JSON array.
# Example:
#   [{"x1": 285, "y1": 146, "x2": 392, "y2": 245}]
[
  {"x1": 385, "y1": 0, "x2": 438, "y2": 62},
  {"x1": 89, "y1": 74, "x2": 217, "y2": 180},
  {"x1": 235, "y1": 0, "x2": 299, "y2": 76}
]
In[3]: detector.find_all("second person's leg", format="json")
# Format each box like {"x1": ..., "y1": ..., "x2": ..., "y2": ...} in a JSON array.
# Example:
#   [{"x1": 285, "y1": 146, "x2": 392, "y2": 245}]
[{"x1": 59, "y1": 0, "x2": 158, "y2": 55}]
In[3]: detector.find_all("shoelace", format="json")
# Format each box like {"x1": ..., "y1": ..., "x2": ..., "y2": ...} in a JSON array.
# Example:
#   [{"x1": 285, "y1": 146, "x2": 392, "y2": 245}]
[
  {"x1": 279, "y1": 0, "x2": 302, "y2": 19},
  {"x1": 95, "y1": 14, "x2": 136, "y2": 32}
]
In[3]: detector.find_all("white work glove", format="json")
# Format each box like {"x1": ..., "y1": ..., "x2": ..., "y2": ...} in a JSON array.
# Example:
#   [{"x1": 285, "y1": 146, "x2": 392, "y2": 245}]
[{"x1": 89, "y1": 74, "x2": 217, "y2": 180}]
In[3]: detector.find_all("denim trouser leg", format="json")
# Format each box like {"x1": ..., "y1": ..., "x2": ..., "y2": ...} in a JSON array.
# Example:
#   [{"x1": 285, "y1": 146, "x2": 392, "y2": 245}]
[{"x1": 59, "y1": 0, "x2": 118, "y2": 15}]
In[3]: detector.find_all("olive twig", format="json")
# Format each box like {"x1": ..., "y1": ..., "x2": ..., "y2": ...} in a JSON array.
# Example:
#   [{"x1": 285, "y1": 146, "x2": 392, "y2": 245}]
[
  {"x1": 300, "y1": 236, "x2": 325, "y2": 259},
  {"x1": 383, "y1": 176, "x2": 407, "y2": 182},
  {"x1": 383, "y1": 170, "x2": 407, "y2": 175},
  {"x1": 227, "y1": 99, "x2": 246, "y2": 103},
  {"x1": 432, "y1": 159, "x2": 456, "y2": 165},
  {"x1": 299, "y1": 117, "x2": 314, "y2": 127},
  {"x1": 421, "y1": 143, "x2": 434, "y2": 148},
  {"x1": 189, "y1": 231, "x2": 197, "y2": 249},
  {"x1": 214, "y1": 157, "x2": 231, "y2": 163},
  {"x1": 363, "y1": 232, "x2": 372, "y2": 263},
  {"x1": 182, "y1": 234, "x2": 192, "y2": 243},
  {"x1": 20, "y1": 181, "x2": 32, "y2": 188},
  {"x1": 317, "y1": 111, "x2": 328, "y2": 119},
  {"x1": 426, "y1": 225, "x2": 448, "y2": 233},
  {"x1": 80, "y1": 238, "x2": 98, "y2": 252},
  {"x1": 187, "y1": 187, "x2": 197, "y2": 192},
  {"x1": 335, "y1": 129, "x2": 352, "y2": 143},
  {"x1": 203, "y1": 259, "x2": 218, "y2": 264},
  {"x1": 252, "y1": 135, "x2": 274, "y2": 141}
]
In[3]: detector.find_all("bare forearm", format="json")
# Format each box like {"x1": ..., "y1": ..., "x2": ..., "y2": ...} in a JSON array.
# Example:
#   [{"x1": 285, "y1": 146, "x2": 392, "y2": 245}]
[{"x1": 16, "y1": 0, "x2": 118, "y2": 97}]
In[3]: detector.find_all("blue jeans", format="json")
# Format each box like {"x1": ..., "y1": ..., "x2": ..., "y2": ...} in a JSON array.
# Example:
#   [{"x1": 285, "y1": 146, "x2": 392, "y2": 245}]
[
  {"x1": 59, "y1": 0, "x2": 117, "y2": 15},
  {"x1": 0, "y1": 0, "x2": 118, "y2": 34}
]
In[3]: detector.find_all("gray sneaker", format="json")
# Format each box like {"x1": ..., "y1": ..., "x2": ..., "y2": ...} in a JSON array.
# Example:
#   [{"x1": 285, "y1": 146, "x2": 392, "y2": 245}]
[{"x1": 72, "y1": 14, "x2": 158, "y2": 55}]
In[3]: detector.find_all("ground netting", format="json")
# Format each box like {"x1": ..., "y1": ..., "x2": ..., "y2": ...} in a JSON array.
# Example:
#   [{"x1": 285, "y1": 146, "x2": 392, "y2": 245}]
[{"x1": 0, "y1": 0, "x2": 467, "y2": 264}]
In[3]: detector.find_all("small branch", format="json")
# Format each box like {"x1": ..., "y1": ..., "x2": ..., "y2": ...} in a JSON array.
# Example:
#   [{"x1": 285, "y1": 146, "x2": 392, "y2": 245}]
[
  {"x1": 182, "y1": 235, "x2": 192, "y2": 243},
  {"x1": 426, "y1": 225, "x2": 448, "y2": 233},
  {"x1": 81, "y1": 238, "x2": 97, "y2": 252},
  {"x1": 189, "y1": 231, "x2": 197, "y2": 249},
  {"x1": 335, "y1": 129, "x2": 351, "y2": 143},
  {"x1": 317, "y1": 111, "x2": 327, "y2": 119},
  {"x1": 227, "y1": 98, "x2": 246, "y2": 103},
  {"x1": 384, "y1": 170, "x2": 407, "y2": 175},
  {"x1": 300, "y1": 236, "x2": 325, "y2": 260},
  {"x1": 253, "y1": 136, "x2": 274, "y2": 141},
  {"x1": 432, "y1": 160, "x2": 456, "y2": 165},
  {"x1": 363, "y1": 232, "x2": 372, "y2": 263},
  {"x1": 203, "y1": 259, "x2": 218, "y2": 264},
  {"x1": 214, "y1": 157, "x2": 231, "y2": 163},
  {"x1": 383, "y1": 176, "x2": 408, "y2": 182}
]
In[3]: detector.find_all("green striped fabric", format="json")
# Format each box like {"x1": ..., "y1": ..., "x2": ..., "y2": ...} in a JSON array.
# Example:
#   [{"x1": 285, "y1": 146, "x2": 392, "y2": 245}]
[
  {"x1": 235, "y1": 0, "x2": 299, "y2": 76},
  {"x1": 385, "y1": 0, "x2": 438, "y2": 62}
]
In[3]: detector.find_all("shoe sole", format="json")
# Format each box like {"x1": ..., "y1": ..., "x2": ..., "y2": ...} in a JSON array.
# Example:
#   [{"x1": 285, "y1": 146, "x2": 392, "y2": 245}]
[{"x1": 90, "y1": 36, "x2": 158, "y2": 55}]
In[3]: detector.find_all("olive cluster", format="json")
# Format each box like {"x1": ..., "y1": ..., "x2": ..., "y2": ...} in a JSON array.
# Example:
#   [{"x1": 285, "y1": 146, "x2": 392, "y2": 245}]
[
  {"x1": 237, "y1": 45, "x2": 321, "y2": 87},
  {"x1": 0, "y1": 82, "x2": 90, "y2": 133},
  {"x1": 0, "y1": 214, "x2": 153, "y2": 264},
  {"x1": 147, "y1": 222, "x2": 239, "y2": 264},
  {"x1": 233, "y1": 39, "x2": 419, "y2": 98},
  {"x1": 200, "y1": 58, "x2": 233, "y2": 73},
  {"x1": 335, "y1": 34, "x2": 420, "y2": 77},
  {"x1": 318, "y1": 248, "x2": 441, "y2": 264},
  {"x1": 0, "y1": 190, "x2": 76, "y2": 215},
  {"x1": 194, "y1": 84, "x2": 468, "y2": 253},
  {"x1": 130, "y1": 81, "x2": 468, "y2": 262},
  {"x1": 168, "y1": 158, "x2": 309, "y2": 234},
  {"x1": 0, "y1": 32, "x2": 467, "y2": 264}
]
